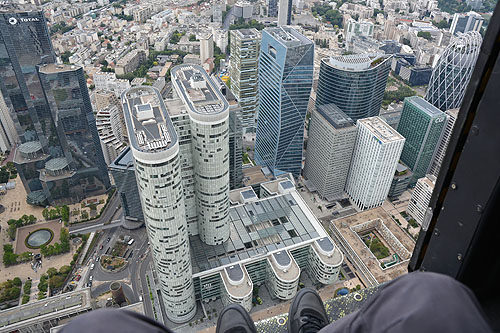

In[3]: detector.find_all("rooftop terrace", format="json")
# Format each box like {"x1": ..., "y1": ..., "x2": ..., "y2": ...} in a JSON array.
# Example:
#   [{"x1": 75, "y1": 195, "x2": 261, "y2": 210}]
[
  {"x1": 171, "y1": 64, "x2": 228, "y2": 116},
  {"x1": 122, "y1": 86, "x2": 177, "y2": 153}
]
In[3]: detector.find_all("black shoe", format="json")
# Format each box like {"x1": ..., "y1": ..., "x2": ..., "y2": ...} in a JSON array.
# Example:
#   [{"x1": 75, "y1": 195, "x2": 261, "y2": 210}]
[
  {"x1": 216, "y1": 304, "x2": 257, "y2": 333},
  {"x1": 288, "y1": 288, "x2": 329, "y2": 333}
]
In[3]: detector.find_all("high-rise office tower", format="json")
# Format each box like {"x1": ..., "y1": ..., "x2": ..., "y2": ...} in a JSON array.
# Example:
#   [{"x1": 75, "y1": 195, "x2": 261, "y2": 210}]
[
  {"x1": 407, "y1": 175, "x2": 436, "y2": 226},
  {"x1": 0, "y1": 91, "x2": 17, "y2": 153},
  {"x1": 316, "y1": 54, "x2": 392, "y2": 121},
  {"x1": 277, "y1": 0, "x2": 292, "y2": 25},
  {"x1": 109, "y1": 147, "x2": 144, "y2": 229},
  {"x1": 0, "y1": 6, "x2": 110, "y2": 205},
  {"x1": 304, "y1": 104, "x2": 356, "y2": 201},
  {"x1": 450, "y1": 11, "x2": 484, "y2": 35},
  {"x1": 268, "y1": 0, "x2": 278, "y2": 17},
  {"x1": 397, "y1": 96, "x2": 446, "y2": 187},
  {"x1": 255, "y1": 27, "x2": 314, "y2": 177},
  {"x1": 122, "y1": 86, "x2": 197, "y2": 323},
  {"x1": 428, "y1": 108, "x2": 459, "y2": 177},
  {"x1": 345, "y1": 117, "x2": 405, "y2": 210},
  {"x1": 425, "y1": 32, "x2": 482, "y2": 111},
  {"x1": 38, "y1": 64, "x2": 111, "y2": 202},
  {"x1": 229, "y1": 29, "x2": 261, "y2": 133},
  {"x1": 171, "y1": 65, "x2": 230, "y2": 245},
  {"x1": 200, "y1": 33, "x2": 214, "y2": 65}
]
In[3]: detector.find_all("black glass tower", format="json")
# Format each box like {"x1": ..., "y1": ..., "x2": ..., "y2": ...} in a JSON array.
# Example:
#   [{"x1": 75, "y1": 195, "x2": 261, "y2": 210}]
[
  {"x1": 0, "y1": 6, "x2": 110, "y2": 205},
  {"x1": 316, "y1": 54, "x2": 392, "y2": 121}
]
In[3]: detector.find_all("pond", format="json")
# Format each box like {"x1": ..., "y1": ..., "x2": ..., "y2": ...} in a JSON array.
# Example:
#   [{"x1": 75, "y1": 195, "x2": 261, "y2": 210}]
[{"x1": 26, "y1": 229, "x2": 53, "y2": 248}]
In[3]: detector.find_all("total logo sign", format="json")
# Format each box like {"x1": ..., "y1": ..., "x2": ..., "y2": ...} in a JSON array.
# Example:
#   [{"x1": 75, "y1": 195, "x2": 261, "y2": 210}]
[{"x1": 8, "y1": 17, "x2": 40, "y2": 25}]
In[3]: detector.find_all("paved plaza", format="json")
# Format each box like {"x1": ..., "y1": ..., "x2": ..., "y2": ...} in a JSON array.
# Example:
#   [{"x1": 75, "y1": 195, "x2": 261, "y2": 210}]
[{"x1": 15, "y1": 220, "x2": 62, "y2": 254}]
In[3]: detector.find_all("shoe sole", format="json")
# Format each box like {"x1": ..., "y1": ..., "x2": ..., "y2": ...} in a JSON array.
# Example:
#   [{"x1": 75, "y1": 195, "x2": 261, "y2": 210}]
[
  {"x1": 288, "y1": 288, "x2": 325, "y2": 333},
  {"x1": 217, "y1": 303, "x2": 257, "y2": 333}
]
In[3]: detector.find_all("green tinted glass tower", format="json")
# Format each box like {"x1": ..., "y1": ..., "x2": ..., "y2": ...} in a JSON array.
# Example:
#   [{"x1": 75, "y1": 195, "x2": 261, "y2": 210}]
[{"x1": 397, "y1": 96, "x2": 446, "y2": 187}]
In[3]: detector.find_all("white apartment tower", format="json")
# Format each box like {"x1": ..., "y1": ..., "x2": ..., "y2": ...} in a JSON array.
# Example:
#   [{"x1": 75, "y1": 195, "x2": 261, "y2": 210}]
[
  {"x1": 278, "y1": 0, "x2": 292, "y2": 25},
  {"x1": 428, "y1": 108, "x2": 459, "y2": 177},
  {"x1": 122, "y1": 86, "x2": 197, "y2": 323},
  {"x1": 346, "y1": 117, "x2": 405, "y2": 210},
  {"x1": 200, "y1": 33, "x2": 214, "y2": 65},
  {"x1": 229, "y1": 29, "x2": 261, "y2": 133},
  {"x1": 304, "y1": 104, "x2": 356, "y2": 201},
  {"x1": 408, "y1": 175, "x2": 436, "y2": 225},
  {"x1": 171, "y1": 65, "x2": 230, "y2": 245}
]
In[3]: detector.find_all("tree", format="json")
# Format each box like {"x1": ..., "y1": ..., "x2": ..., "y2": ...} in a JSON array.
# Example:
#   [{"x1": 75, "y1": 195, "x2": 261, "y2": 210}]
[
  {"x1": 0, "y1": 168, "x2": 9, "y2": 183},
  {"x1": 46, "y1": 267, "x2": 58, "y2": 278},
  {"x1": 49, "y1": 275, "x2": 66, "y2": 289},
  {"x1": 59, "y1": 265, "x2": 72, "y2": 275},
  {"x1": 107, "y1": 43, "x2": 113, "y2": 50},
  {"x1": 417, "y1": 31, "x2": 432, "y2": 41},
  {"x1": 189, "y1": 34, "x2": 197, "y2": 41},
  {"x1": 12, "y1": 277, "x2": 22, "y2": 287}
]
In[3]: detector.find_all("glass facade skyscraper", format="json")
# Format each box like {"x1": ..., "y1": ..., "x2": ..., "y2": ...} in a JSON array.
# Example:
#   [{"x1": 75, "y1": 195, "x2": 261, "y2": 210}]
[
  {"x1": 0, "y1": 7, "x2": 110, "y2": 205},
  {"x1": 316, "y1": 54, "x2": 392, "y2": 121},
  {"x1": 255, "y1": 27, "x2": 314, "y2": 177},
  {"x1": 425, "y1": 32, "x2": 482, "y2": 111},
  {"x1": 38, "y1": 64, "x2": 110, "y2": 202},
  {"x1": 397, "y1": 96, "x2": 446, "y2": 187}
]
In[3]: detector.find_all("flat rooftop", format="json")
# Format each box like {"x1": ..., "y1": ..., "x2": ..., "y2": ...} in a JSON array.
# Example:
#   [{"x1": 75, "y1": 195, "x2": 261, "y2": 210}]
[
  {"x1": 330, "y1": 207, "x2": 415, "y2": 284},
  {"x1": 233, "y1": 28, "x2": 260, "y2": 39},
  {"x1": 317, "y1": 104, "x2": 355, "y2": 129},
  {"x1": 0, "y1": 288, "x2": 91, "y2": 331},
  {"x1": 221, "y1": 264, "x2": 252, "y2": 298},
  {"x1": 38, "y1": 63, "x2": 81, "y2": 74},
  {"x1": 190, "y1": 191, "x2": 329, "y2": 276},
  {"x1": 122, "y1": 86, "x2": 177, "y2": 153},
  {"x1": 109, "y1": 146, "x2": 134, "y2": 170},
  {"x1": 358, "y1": 117, "x2": 405, "y2": 143},
  {"x1": 171, "y1": 64, "x2": 228, "y2": 116},
  {"x1": 242, "y1": 165, "x2": 274, "y2": 186},
  {"x1": 326, "y1": 54, "x2": 390, "y2": 71},
  {"x1": 405, "y1": 96, "x2": 443, "y2": 117},
  {"x1": 265, "y1": 27, "x2": 313, "y2": 47}
]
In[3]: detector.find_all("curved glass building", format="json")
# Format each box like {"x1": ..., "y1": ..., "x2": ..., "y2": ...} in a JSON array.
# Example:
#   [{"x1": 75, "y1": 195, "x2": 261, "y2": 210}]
[
  {"x1": 316, "y1": 54, "x2": 392, "y2": 121},
  {"x1": 425, "y1": 31, "x2": 482, "y2": 111}
]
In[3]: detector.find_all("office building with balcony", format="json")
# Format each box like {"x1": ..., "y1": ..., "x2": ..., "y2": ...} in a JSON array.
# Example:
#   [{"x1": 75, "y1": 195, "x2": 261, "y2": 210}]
[
  {"x1": 230, "y1": 29, "x2": 261, "y2": 133},
  {"x1": 304, "y1": 104, "x2": 356, "y2": 201},
  {"x1": 255, "y1": 27, "x2": 314, "y2": 177},
  {"x1": 397, "y1": 97, "x2": 446, "y2": 187},
  {"x1": 316, "y1": 54, "x2": 392, "y2": 121},
  {"x1": 345, "y1": 117, "x2": 405, "y2": 210}
]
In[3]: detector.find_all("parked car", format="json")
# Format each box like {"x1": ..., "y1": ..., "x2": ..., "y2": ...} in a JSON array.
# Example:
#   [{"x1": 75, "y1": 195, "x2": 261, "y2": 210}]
[{"x1": 75, "y1": 275, "x2": 81, "y2": 281}]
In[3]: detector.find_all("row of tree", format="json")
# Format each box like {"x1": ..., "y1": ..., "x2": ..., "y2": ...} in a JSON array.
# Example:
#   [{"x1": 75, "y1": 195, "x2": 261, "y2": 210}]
[
  {"x1": 40, "y1": 228, "x2": 70, "y2": 257},
  {"x1": 7, "y1": 214, "x2": 37, "y2": 240}
]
